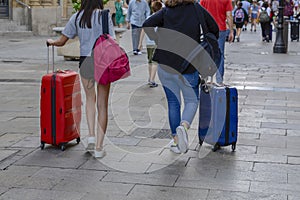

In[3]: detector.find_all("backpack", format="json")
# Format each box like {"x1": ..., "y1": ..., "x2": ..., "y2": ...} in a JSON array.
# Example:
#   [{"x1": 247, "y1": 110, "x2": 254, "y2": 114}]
[
  {"x1": 259, "y1": 9, "x2": 269, "y2": 23},
  {"x1": 93, "y1": 10, "x2": 130, "y2": 85},
  {"x1": 234, "y1": 9, "x2": 245, "y2": 23},
  {"x1": 182, "y1": 4, "x2": 221, "y2": 78}
]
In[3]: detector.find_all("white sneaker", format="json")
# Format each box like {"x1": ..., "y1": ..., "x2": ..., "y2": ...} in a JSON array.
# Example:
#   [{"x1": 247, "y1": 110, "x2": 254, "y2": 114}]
[
  {"x1": 86, "y1": 136, "x2": 95, "y2": 151},
  {"x1": 94, "y1": 148, "x2": 106, "y2": 158},
  {"x1": 169, "y1": 140, "x2": 181, "y2": 154},
  {"x1": 176, "y1": 126, "x2": 188, "y2": 153},
  {"x1": 170, "y1": 144, "x2": 181, "y2": 154}
]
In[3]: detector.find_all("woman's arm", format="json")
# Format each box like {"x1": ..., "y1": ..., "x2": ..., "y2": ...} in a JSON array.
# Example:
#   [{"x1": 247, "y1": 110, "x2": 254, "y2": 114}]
[
  {"x1": 47, "y1": 35, "x2": 69, "y2": 47},
  {"x1": 142, "y1": 8, "x2": 164, "y2": 41},
  {"x1": 226, "y1": 10, "x2": 234, "y2": 42},
  {"x1": 202, "y1": 7, "x2": 219, "y2": 38}
]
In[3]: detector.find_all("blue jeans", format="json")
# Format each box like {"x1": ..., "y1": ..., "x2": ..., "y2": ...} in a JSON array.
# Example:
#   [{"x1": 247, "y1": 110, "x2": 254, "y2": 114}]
[
  {"x1": 131, "y1": 24, "x2": 142, "y2": 52},
  {"x1": 216, "y1": 30, "x2": 226, "y2": 84},
  {"x1": 158, "y1": 66, "x2": 200, "y2": 136}
]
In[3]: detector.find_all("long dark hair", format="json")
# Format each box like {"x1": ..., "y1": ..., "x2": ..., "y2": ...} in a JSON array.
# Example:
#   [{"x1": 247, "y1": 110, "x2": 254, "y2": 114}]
[
  {"x1": 262, "y1": 2, "x2": 269, "y2": 9},
  {"x1": 76, "y1": 0, "x2": 104, "y2": 28}
]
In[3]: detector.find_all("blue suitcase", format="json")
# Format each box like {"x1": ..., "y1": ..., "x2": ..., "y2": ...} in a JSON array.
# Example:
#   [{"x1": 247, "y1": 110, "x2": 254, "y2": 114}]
[{"x1": 198, "y1": 83, "x2": 238, "y2": 151}]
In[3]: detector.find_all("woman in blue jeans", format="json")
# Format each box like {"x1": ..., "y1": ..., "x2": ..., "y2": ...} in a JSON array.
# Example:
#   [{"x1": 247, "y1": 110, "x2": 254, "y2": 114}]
[
  {"x1": 158, "y1": 65, "x2": 200, "y2": 153},
  {"x1": 143, "y1": 0, "x2": 219, "y2": 153}
]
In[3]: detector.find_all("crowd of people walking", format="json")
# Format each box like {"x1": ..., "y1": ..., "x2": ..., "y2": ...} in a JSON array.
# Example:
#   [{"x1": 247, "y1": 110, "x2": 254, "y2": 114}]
[
  {"x1": 46, "y1": 0, "x2": 300, "y2": 158},
  {"x1": 231, "y1": 0, "x2": 299, "y2": 42}
]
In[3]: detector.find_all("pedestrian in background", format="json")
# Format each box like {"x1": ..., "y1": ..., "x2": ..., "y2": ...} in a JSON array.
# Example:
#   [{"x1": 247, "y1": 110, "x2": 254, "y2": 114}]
[
  {"x1": 145, "y1": 1, "x2": 163, "y2": 88},
  {"x1": 250, "y1": 0, "x2": 259, "y2": 32},
  {"x1": 241, "y1": 0, "x2": 251, "y2": 31},
  {"x1": 201, "y1": 0, "x2": 234, "y2": 85},
  {"x1": 259, "y1": 1, "x2": 272, "y2": 42},
  {"x1": 284, "y1": 0, "x2": 294, "y2": 18},
  {"x1": 233, "y1": 1, "x2": 248, "y2": 42},
  {"x1": 294, "y1": 0, "x2": 299, "y2": 15},
  {"x1": 115, "y1": 0, "x2": 127, "y2": 28},
  {"x1": 46, "y1": 0, "x2": 115, "y2": 158},
  {"x1": 138, "y1": 0, "x2": 165, "y2": 53},
  {"x1": 271, "y1": 0, "x2": 279, "y2": 27},
  {"x1": 126, "y1": 0, "x2": 150, "y2": 55},
  {"x1": 143, "y1": 0, "x2": 219, "y2": 154}
]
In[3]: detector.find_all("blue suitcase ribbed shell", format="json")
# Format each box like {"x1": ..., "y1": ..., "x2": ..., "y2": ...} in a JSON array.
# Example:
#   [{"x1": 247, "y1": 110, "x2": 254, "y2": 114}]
[{"x1": 198, "y1": 84, "x2": 238, "y2": 151}]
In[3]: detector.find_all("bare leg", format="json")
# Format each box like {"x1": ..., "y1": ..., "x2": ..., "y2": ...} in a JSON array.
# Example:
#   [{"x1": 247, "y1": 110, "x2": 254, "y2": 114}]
[
  {"x1": 138, "y1": 29, "x2": 145, "y2": 51},
  {"x1": 81, "y1": 77, "x2": 96, "y2": 137},
  {"x1": 96, "y1": 83, "x2": 111, "y2": 149},
  {"x1": 236, "y1": 28, "x2": 242, "y2": 41},
  {"x1": 149, "y1": 63, "x2": 158, "y2": 82}
]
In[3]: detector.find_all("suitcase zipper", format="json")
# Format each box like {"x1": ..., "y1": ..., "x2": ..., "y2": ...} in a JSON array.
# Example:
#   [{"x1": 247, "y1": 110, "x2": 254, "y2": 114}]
[
  {"x1": 51, "y1": 74, "x2": 56, "y2": 145},
  {"x1": 225, "y1": 87, "x2": 230, "y2": 145}
]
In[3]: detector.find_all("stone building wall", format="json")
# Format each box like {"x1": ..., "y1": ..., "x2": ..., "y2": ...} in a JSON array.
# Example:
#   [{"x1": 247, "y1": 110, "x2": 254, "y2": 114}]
[{"x1": 10, "y1": 0, "x2": 115, "y2": 35}]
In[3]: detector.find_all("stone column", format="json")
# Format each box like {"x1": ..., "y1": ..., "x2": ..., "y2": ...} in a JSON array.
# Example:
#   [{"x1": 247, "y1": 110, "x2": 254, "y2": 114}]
[{"x1": 62, "y1": 0, "x2": 67, "y2": 18}]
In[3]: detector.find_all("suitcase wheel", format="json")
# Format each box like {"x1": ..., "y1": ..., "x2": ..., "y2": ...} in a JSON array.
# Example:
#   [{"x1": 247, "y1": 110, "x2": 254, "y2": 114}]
[
  {"x1": 40, "y1": 142, "x2": 45, "y2": 150},
  {"x1": 199, "y1": 139, "x2": 203, "y2": 146},
  {"x1": 231, "y1": 143, "x2": 236, "y2": 152},
  {"x1": 60, "y1": 144, "x2": 66, "y2": 151},
  {"x1": 212, "y1": 144, "x2": 221, "y2": 152},
  {"x1": 76, "y1": 137, "x2": 81, "y2": 144}
]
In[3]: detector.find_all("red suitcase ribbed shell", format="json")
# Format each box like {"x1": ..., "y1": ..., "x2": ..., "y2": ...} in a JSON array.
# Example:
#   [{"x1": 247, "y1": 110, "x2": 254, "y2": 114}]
[{"x1": 40, "y1": 70, "x2": 81, "y2": 150}]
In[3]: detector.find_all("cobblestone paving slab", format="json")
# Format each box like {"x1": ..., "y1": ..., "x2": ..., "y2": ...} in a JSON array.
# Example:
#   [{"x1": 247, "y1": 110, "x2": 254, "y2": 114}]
[
  {"x1": 288, "y1": 173, "x2": 300, "y2": 184},
  {"x1": 187, "y1": 156, "x2": 254, "y2": 172},
  {"x1": 53, "y1": 180, "x2": 134, "y2": 195},
  {"x1": 15, "y1": 149, "x2": 89, "y2": 168},
  {"x1": 207, "y1": 190, "x2": 287, "y2": 200},
  {"x1": 215, "y1": 169, "x2": 287, "y2": 183},
  {"x1": 254, "y1": 163, "x2": 300, "y2": 174},
  {"x1": 250, "y1": 181, "x2": 300, "y2": 196},
  {"x1": 288, "y1": 195, "x2": 300, "y2": 200},
  {"x1": 79, "y1": 193, "x2": 128, "y2": 200},
  {"x1": 0, "y1": 149, "x2": 18, "y2": 163},
  {"x1": 175, "y1": 177, "x2": 250, "y2": 192},
  {"x1": 0, "y1": 188, "x2": 85, "y2": 200},
  {"x1": 127, "y1": 185, "x2": 209, "y2": 200},
  {"x1": 11, "y1": 136, "x2": 40, "y2": 148},
  {"x1": 0, "y1": 166, "x2": 41, "y2": 187},
  {"x1": 0, "y1": 187, "x2": 8, "y2": 197},
  {"x1": 102, "y1": 171, "x2": 179, "y2": 187}
]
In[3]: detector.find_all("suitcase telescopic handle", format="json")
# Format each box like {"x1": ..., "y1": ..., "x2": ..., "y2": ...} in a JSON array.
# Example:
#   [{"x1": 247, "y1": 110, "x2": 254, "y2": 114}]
[{"x1": 46, "y1": 41, "x2": 55, "y2": 74}]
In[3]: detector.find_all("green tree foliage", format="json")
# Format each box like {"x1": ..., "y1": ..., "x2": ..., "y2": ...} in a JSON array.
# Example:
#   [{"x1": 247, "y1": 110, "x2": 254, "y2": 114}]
[{"x1": 72, "y1": 0, "x2": 110, "y2": 12}]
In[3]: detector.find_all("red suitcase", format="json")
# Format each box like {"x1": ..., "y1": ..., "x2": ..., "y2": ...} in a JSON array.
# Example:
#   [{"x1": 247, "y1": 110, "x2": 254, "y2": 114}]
[{"x1": 40, "y1": 46, "x2": 81, "y2": 151}]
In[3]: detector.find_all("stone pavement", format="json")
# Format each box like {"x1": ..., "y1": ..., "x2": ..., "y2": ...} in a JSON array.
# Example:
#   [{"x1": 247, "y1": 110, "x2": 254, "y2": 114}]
[{"x1": 0, "y1": 26, "x2": 300, "y2": 200}]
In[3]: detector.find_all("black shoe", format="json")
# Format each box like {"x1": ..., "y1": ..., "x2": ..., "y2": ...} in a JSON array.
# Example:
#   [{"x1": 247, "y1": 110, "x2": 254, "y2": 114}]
[
  {"x1": 149, "y1": 82, "x2": 158, "y2": 88},
  {"x1": 266, "y1": 36, "x2": 270, "y2": 42}
]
